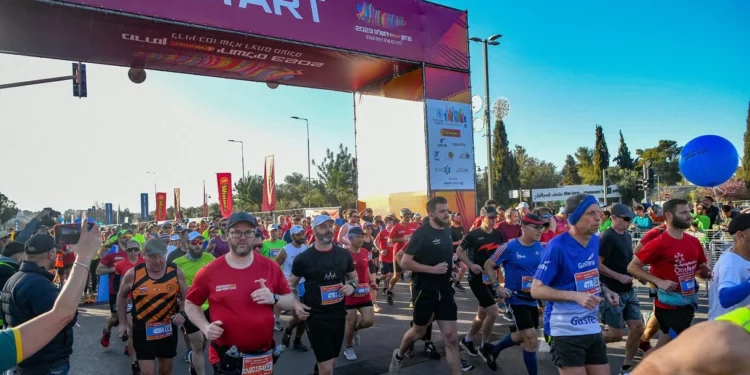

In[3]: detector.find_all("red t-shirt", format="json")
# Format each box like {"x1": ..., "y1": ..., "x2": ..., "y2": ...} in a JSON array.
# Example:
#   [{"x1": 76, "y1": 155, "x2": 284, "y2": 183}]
[
  {"x1": 471, "y1": 216, "x2": 484, "y2": 229},
  {"x1": 345, "y1": 248, "x2": 372, "y2": 306},
  {"x1": 100, "y1": 248, "x2": 127, "y2": 295},
  {"x1": 185, "y1": 255, "x2": 291, "y2": 364},
  {"x1": 62, "y1": 246, "x2": 76, "y2": 266},
  {"x1": 389, "y1": 222, "x2": 419, "y2": 254},
  {"x1": 496, "y1": 222, "x2": 522, "y2": 243},
  {"x1": 636, "y1": 231, "x2": 707, "y2": 309},
  {"x1": 115, "y1": 256, "x2": 145, "y2": 298},
  {"x1": 639, "y1": 225, "x2": 667, "y2": 246},
  {"x1": 376, "y1": 229, "x2": 394, "y2": 263},
  {"x1": 539, "y1": 229, "x2": 557, "y2": 245},
  {"x1": 552, "y1": 216, "x2": 569, "y2": 235}
]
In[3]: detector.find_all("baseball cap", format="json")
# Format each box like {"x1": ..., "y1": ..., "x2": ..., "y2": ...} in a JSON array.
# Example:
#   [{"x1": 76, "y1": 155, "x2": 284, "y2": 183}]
[
  {"x1": 728, "y1": 213, "x2": 750, "y2": 235},
  {"x1": 313, "y1": 215, "x2": 334, "y2": 229},
  {"x1": 334, "y1": 218, "x2": 344, "y2": 226},
  {"x1": 227, "y1": 212, "x2": 258, "y2": 229},
  {"x1": 521, "y1": 214, "x2": 550, "y2": 227},
  {"x1": 558, "y1": 207, "x2": 566, "y2": 215},
  {"x1": 610, "y1": 203, "x2": 635, "y2": 219},
  {"x1": 480, "y1": 206, "x2": 498, "y2": 217},
  {"x1": 126, "y1": 240, "x2": 140, "y2": 250},
  {"x1": 187, "y1": 232, "x2": 204, "y2": 241},
  {"x1": 400, "y1": 208, "x2": 413, "y2": 216},
  {"x1": 1, "y1": 241, "x2": 25, "y2": 257},
  {"x1": 144, "y1": 238, "x2": 168, "y2": 256},
  {"x1": 517, "y1": 202, "x2": 529, "y2": 210},
  {"x1": 25, "y1": 234, "x2": 57, "y2": 255},
  {"x1": 169, "y1": 234, "x2": 180, "y2": 241},
  {"x1": 290, "y1": 225, "x2": 305, "y2": 235},
  {"x1": 267, "y1": 224, "x2": 279, "y2": 231},
  {"x1": 348, "y1": 227, "x2": 365, "y2": 237}
]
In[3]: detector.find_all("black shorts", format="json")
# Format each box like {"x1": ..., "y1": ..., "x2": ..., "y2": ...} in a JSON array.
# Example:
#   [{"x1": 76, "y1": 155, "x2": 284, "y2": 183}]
[
  {"x1": 655, "y1": 305, "x2": 695, "y2": 336},
  {"x1": 380, "y1": 262, "x2": 394, "y2": 275},
  {"x1": 109, "y1": 294, "x2": 118, "y2": 314},
  {"x1": 133, "y1": 321, "x2": 179, "y2": 360},
  {"x1": 183, "y1": 309, "x2": 211, "y2": 335},
  {"x1": 306, "y1": 316, "x2": 345, "y2": 362},
  {"x1": 368, "y1": 260, "x2": 376, "y2": 274},
  {"x1": 549, "y1": 333, "x2": 608, "y2": 368},
  {"x1": 346, "y1": 301, "x2": 374, "y2": 310},
  {"x1": 468, "y1": 277, "x2": 496, "y2": 308},
  {"x1": 508, "y1": 304, "x2": 539, "y2": 331},
  {"x1": 412, "y1": 288, "x2": 457, "y2": 326}
]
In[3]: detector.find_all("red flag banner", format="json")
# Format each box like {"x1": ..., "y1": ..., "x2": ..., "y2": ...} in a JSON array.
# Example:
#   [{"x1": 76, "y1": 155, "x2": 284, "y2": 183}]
[
  {"x1": 155, "y1": 192, "x2": 167, "y2": 221},
  {"x1": 217, "y1": 173, "x2": 233, "y2": 218},
  {"x1": 174, "y1": 188, "x2": 182, "y2": 220},
  {"x1": 262, "y1": 155, "x2": 276, "y2": 212}
]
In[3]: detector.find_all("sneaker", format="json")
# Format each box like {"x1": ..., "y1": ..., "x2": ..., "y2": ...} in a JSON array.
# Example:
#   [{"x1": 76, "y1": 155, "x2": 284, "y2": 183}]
[
  {"x1": 459, "y1": 336, "x2": 478, "y2": 357},
  {"x1": 461, "y1": 360, "x2": 475, "y2": 372},
  {"x1": 293, "y1": 340, "x2": 309, "y2": 352},
  {"x1": 100, "y1": 328, "x2": 111, "y2": 348},
  {"x1": 131, "y1": 362, "x2": 141, "y2": 375},
  {"x1": 382, "y1": 286, "x2": 388, "y2": 295},
  {"x1": 454, "y1": 281, "x2": 465, "y2": 291},
  {"x1": 387, "y1": 292, "x2": 394, "y2": 306},
  {"x1": 424, "y1": 342, "x2": 440, "y2": 359},
  {"x1": 619, "y1": 366, "x2": 633, "y2": 375},
  {"x1": 502, "y1": 310, "x2": 513, "y2": 322},
  {"x1": 480, "y1": 343, "x2": 497, "y2": 371},
  {"x1": 344, "y1": 346, "x2": 358, "y2": 361},
  {"x1": 409, "y1": 301, "x2": 414, "y2": 308},
  {"x1": 281, "y1": 331, "x2": 292, "y2": 349},
  {"x1": 274, "y1": 319, "x2": 284, "y2": 331},
  {"x1": 638, "y1": 340, "x2": 652, "y2": 355},
  {"x1": 389, "y1": 349, "x2": 403, "y2": 375},
  {"x1": 354, "y1": 331, "x2": 361, "y2": 346},
  {"x1": 184, "y1": 349, "x2": 192, "y2": 363},
  {"x1": 405, "y1": 343, "x2": 415, "y2": 358},
  {"x1": 374, "y1": 304, "x2": 382, "y2": 313}
]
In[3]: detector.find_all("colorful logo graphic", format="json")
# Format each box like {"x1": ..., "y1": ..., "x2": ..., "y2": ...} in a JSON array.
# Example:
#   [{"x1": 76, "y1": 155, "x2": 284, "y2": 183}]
[
  {"x1": 135, "y1": 52, "x2": 303, "y2": 82},
  {"x1": 436, "y1": 105, "x2": 468, "y2": 124},
  {"x1": 356, "y1": 1, "x2": 406, "y2": 29}
]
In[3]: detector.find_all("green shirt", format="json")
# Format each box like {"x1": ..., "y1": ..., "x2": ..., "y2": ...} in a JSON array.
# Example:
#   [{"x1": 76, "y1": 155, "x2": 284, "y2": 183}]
[
  {"x1": 261, "y1": 239, "x2": 286, "y2": 260},
  {"x1": 0, "y1": 328, "x2": 21, "y2": 372},
  {"x1": 133, "y1": 234, "x2": 146, "y2": 246},
  {"x1": 173, "y1": 252, "x2": 215, "y2": 310},
  {"x1": 599, "y1": 218, "x2": 612, "y2": 232}
]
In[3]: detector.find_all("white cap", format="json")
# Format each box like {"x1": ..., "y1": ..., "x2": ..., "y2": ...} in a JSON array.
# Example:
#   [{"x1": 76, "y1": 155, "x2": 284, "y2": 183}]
[
  {"x1": 290, "y1": 225, "x2": 305, "y2": 235},
  {"x1": 267, "y1": 224, "x2": 279, "y2": 231},
  {"x1": 169, "y1": 234, "x2": 180, "y2": 241},
  {"x1": 517, "y1": 202, "x2": 529, "y2": 209},
  {"x1": 187, "y1": 231, "x2": 204, "y2": 241}
]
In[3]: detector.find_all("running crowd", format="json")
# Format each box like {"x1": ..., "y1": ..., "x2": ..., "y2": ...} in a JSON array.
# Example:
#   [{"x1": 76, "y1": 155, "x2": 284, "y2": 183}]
[{"x1": 0, "y1": 195, "x2": 750, "y2": 375}]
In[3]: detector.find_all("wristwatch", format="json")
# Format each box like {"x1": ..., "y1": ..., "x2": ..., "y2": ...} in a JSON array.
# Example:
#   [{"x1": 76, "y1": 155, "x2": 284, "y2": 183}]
[
  {"x1": 273, "y1": 294, "x2": 279, "y2": 305},
  {"x1": 492, "y1": 281, "x2": 500, "y2": 289},
  {"x1": 349, "y1": 281, "x2": 358, "y2": 290}
]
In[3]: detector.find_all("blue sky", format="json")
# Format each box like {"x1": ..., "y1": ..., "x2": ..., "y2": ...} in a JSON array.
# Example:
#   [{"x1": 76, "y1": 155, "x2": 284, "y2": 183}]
[{"x1": 1, "y1": 0, "x2": 748, "y2": 211}]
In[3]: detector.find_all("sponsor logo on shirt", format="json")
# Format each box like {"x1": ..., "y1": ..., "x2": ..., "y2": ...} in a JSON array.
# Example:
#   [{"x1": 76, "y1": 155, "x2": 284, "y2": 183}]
[
  {"x1": 432, "y1": 238, "x2": 442, "y2": 245},
  {"x1": 323, "y1": 271, "x2": 337, "y2": 280},
  {"x1": 577, "y1": 253, "x2": 596, "y2": 269},
  {"x1": 216, "y1": 284, "x2": 237, "y2": 292},
  {"x1": 570, "y1": 316, "x2": 598, "y2": 325},
  {"x1": 516, "y1": 253, "x2": 526, "y2": 259},
  {"x1": 538, "y1": 261, "x2": 550, "y2": 271}
]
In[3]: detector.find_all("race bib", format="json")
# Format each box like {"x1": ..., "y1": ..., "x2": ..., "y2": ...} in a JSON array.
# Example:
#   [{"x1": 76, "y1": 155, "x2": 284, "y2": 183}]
[
  {"x1": 146, "y1": 321, "x2": 173, "y2": 341},
  {"x1": 482, "y1": 273, "x2": 491, "y2": 285},
  {"x1": 368, "y1": 252, "x2": 373, "y2": 260},
  {"x1": 270, "y1": 249, "x2": 281, "y2": 258},
  {"x1": 386, "y1": 241, "x2": 392, "y2": 247},
  {"x1": 574, "y1": 269, "x2": 600, "y2": 294},
  {"x1": 452, "y1": 255, "x2": 458, "y2": 263},
  {"x1": 679, "y1": 276, "x2": 696, "y2": 296},
  {"x1": 521, "y1": 276, "x2": 534, "y2": 292},
  {"x1": 321, "y1": 284, "x2": 344, "y2": 305},
  {"x1": 241, "y1": 350, "x2": 273, "y2": 375},
  {"x1": 353, "y1": 283, "x2": 370, "y2": 298},
  {"x1": 126, "y1": 303, "x2": 133, "y2": 313}
]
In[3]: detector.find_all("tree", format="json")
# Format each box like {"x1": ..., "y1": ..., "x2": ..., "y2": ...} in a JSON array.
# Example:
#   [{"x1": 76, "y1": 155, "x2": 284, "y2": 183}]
[
  {"x1": 738, "y1": 101, "x2": 750, "y2": 185},
  {"x1": 561, "y1": 155, "x2": 582, "y2": 185},
  {"x1": 591, "y1": 125, "x2": 610, "y2": 184},
  {"x1": 515, "y1": 145, "x2": 560, "y2": 189},
  {"x1": 613, "y1": 130, "x2": 635, "y2": 170},
  {"x1": 0, "y1": 193, "x2": 19, "y2": 224},
  {"x1": 491, "y1": 119, "x2": 520, "y2": 206},
  {"x1": 694, "y1": 178, "x2": 750, "y2": 202},
  {"x1": 635, "y1": 140, "x2": 683, "y2": 185},
  {"x1": 605, "y1": 166, "x2": 641, "y2": 205},
  {"x1": 574, "y1": 147, "x2": 599, "y2": 184},
  {"x1": 234, "y1": 174, "x2": 263, "y2": 212},
  {"x1": 312, "y1": 143, "x2": 356, "y2": 209},
  {"x1": 476, "y1": 167, "x2": 489, "y2": 207}
]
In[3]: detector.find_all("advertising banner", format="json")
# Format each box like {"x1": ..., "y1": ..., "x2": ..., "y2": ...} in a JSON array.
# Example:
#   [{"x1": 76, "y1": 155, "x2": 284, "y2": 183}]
[
  {"x1": 104, "y1": 203, "x2": 113, "y2": 225},
  {"x1": 262, "y1": 155, "x2": 277, "y2": 212},
  {"x1": 531, "y1": 185, "x2": 622, "y2": 203},
  {"x1": 217, "y1": 173, "x2": 233, "y2": 218},
  {"x1": 155, "y1": 192, "x2": 167, "y2": 221},
  {"x1": 174, "y1": 188, "x2": 182, "y2": 221},
  {"x1": 56, "y1": 0, "x2": 468, "y2": 70},
  {"x1": 140, "y1": 193, "x2": 149, "y2": 221},
  {"x1": 425, "y1": 99, "x2": 475, "y2": 191}
]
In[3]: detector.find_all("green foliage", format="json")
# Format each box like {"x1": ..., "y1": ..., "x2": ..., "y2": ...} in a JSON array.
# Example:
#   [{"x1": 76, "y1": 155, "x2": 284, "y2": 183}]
[
  {"x1": 515, "y1": 145, "x2": 560, "y2": 189},
  {"x1": 234, "y1": 174, "x2": 264, "y2": 212},
  {"x1": 0, "y1": 193, "x2": 19, "y2": 224},
  {"x1": 476, "y1": 168, "x2": 489, "y2": 208},
  {"x1": 312, "y1": 143, "x2": 356, "y2": 209},
  {"x1": 738, "y1": 101, "x2": 750, "y2": 185},
  {"x1": 491, "y1": 119, "x2": 520, "y2": 206},
  {"x1": 635, "y1": 140, "x2": 683, "y2": 185},
  {"x1": 605, "y1": 166, "x2": 641, "y2": 205},
  {"x1": 574, "y1": 147, "x2": 599, "y2": 184},
  {"x1": 592, "y1": 125, "x2": 610, "y2": 183},
  {"x1": 613, "y1": 130, "x2": 635, "y2": 170},
  {"x1": 561, "y1": 155, "x2": 582, "y2": 185}
]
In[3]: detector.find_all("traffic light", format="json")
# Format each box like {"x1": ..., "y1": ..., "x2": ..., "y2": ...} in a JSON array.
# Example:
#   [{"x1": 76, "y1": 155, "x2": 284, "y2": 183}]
[{"x1": 72, "y1": 62, "x2": 87, "y2": 98}]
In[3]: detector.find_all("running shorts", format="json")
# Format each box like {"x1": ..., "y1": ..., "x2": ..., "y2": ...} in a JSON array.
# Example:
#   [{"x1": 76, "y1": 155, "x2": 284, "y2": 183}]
[
  {"x1": 508, "y1": 304, "x2": 539, "y2": 331},
  {"x1": 306, "y1": 316, "x2": 345, "y2": 363},
  {"x1": 468, "y1": 277, "x2": 496, "y2": 308},
  {"x1": 412, "y1": 288, "x2": 457, "y2": 326},
  {"x1": 549, "y1": 333, "x2": 608, "y2": 368},
  {"x1": 133, "y1": 321, "x2": 178, "y2": 360},
  {"x1": 655, "y1": 305, "x2": 695, "y2": 336}
]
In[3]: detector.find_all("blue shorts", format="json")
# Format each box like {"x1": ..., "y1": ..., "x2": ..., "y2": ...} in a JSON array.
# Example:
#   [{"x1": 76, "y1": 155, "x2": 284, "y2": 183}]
[{"x1": 600, "y1": 289, "x2": 641, "y2": 329}]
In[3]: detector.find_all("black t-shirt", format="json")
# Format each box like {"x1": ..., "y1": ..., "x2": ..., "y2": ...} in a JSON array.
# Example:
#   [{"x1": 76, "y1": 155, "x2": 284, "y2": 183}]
[
  {"x1": 405, "y1": 224, "x2": 454, "y2": 291},
  {"x1": 450, "y1": 226, "x2": 465, "y2": 252},
  {"x1": 459, "y1": 228, "x2": 504, "y2": 282},
  {"x1": 598, "y1": 228, "x2": 634, "y2": 293},
  {"x1": 167, "y1": 248, "x2": 186, "y2": 264},
  {"x1": 291, "y1": 244, "x2": 354, "y2": 319}
]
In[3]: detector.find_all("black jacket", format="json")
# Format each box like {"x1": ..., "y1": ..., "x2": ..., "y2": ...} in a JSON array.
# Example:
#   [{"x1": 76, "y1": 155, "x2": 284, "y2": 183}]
[
  {"x1": 0, "y1": 258, "x2": 20, "y2": 295},
  {"x1": 0, "y1": 261, "x2": 77, "y2": 374}
]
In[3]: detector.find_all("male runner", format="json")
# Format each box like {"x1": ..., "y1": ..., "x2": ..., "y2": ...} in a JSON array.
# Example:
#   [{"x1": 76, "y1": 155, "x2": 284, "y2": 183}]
[
  {"x1": 456, "y1": 206, "x2": 504, "y2": 364},
  {"x1": 388, "y1": 209, "x2": 419, "y2": 305},
  {"x1": 484, "y1": 214, "x2": 547, "y2": 374},
  {"x1": 342, "y1": 227, "x2": 376, "y2": 361},
  {"x1": 375, "y1": 217, "x2": 395, "y2": 301},
  {"x1": 627, "y1": 198, "x2": 711, "y2": 350},
  {"x1": 114, "y1": 240, "x2": 146, "y2": 374},
  {"x1": 277, "y1": 225, "x2": 309, "y2": 352},
  {"x1": 337, "y1": 210, "x2": 361, "y2": 247},
  {"x1": 205, "y1": 219, "x2": 230, "y2": 258},
  {"x1": 262, "y1": 225, "x2": 286, "y2": 262},
  {"x1": 173, "y1": 232, "x2": 215, "y2": 375},
  {"x1": 531, "y1": 194, "x2": 619, "y2": 375},
  {"x1": 289, "y1": 215, "x2": 357, "y2": 375},
  {"x1": 97, "y1": 230, "x2": 130, "y2": 348},
  {"x1": 117, "y1": 239, "x2": 189, "y2": 375},
  {"x1": 389, "y1": 197, "x2": 461, "y2": 375},
  {"x1": 708, "y1": 214, "x2": 750, "y2": 320}
]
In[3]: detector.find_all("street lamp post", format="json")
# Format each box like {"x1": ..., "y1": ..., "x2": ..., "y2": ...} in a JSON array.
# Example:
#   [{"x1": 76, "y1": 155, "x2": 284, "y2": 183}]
[
  {"x1": 469, "y1": 34, "x2": 502, "y2": 201},
  {"x1": 146, "y1": 172, "x2": 157, "y2": 197},
  {"x1": 291, "y1": 116, "x2": 311, "y2": 185},
  {"x1": 228, "y1": 140, "x2": 246, "y2": 180}
]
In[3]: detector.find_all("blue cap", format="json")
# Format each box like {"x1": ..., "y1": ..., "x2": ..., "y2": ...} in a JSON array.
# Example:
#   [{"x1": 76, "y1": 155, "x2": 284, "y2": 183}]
[
  {"x1": 334, "y1": 218, "x2": 344, "y2": 226},
  {"x1": 348, "y1": 226, "x2": 365, "y2": 237}
]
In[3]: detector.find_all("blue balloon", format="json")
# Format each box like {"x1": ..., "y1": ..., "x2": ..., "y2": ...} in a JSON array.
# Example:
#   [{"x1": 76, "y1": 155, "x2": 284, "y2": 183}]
[{"x1": 679, "y1": 135, "x2": 739, "y2": 187}]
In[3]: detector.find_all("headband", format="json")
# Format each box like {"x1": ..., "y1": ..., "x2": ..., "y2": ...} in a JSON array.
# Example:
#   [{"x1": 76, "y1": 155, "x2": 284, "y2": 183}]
[{"x1": 567, "y1": 195, "x2": 599, "y2": 226}]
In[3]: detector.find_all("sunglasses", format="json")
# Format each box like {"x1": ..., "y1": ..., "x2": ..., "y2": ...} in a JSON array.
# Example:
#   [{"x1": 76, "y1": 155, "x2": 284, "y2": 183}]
[
  {"x1": 126, "y1": 247, "x2": 140, "y2": 252},
  {"x1": 190, "y1": 239, "x2": 205, "y2": 245}
]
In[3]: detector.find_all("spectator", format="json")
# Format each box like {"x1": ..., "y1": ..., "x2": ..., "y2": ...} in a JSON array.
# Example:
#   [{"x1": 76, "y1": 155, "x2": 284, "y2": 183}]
[
  {"x1": 631, "y1": 205, "x2": 653, "y2": 231},
  {"x1": 702, "y1": 196, "x2": 721, "y2": 228}
]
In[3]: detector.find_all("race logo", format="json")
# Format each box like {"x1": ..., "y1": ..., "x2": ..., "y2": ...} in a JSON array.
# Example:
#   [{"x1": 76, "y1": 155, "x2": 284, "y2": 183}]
[
  {"x1": 439, "y1": 129, "x2": 461, "y2": 137},
  {"x1": 356, "y1": 1, "x2": 406, "y2": 29},
  {"x1": 436, "y1": 105, "x2": 468, "y2": 124}
]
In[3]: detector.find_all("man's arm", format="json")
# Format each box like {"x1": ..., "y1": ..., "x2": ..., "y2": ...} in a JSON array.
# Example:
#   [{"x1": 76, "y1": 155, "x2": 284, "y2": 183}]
[
  {"x1": 530, "y1": 279, "x2": 579, "y2": 303},
  {"x1": 116, "y1": 269, "x2": 134, "y2": 326},
  {"x1": 184, "y1": 300, "x2": 209, "y2": 334},
  {"x1": 176, "y1": 268, "x2": 188, "y2": 311},
  {"x1": 598, "y1": 255, "x2": 630, "y2": 283},
  {"x1": 275, "y1": 249, "x2": 287, "y2": 267},
  {"x1": 484, "y1": 259, "x2": 500, "y2": 284},
  {"x1": 626, "y1": 257, "x2": 662, "y2": 285},
  {"x1": 205, "y1": 238, "x2": 216, "y2": 254},
  {"x1": 96, "y1": 257, "x2": 115, "y2": 276},
  {"x1": 346, "y1": 270, "x2": 359, "y2": 285},
  {"x1": 456, "y1": 245, "x2": 473, "y2": 269},
  {"x1": 400, "y1": 254, "x2": 437, "y2": 274}
]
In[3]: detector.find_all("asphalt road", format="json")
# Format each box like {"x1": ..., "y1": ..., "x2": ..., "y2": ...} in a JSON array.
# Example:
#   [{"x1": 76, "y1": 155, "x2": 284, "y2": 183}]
[{"x1": 67, "y1": 282, "x2": 709, "y2": 375}]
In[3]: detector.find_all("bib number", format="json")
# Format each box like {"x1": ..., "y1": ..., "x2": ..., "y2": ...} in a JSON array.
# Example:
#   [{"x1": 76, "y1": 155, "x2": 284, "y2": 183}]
[
  {"x1": 270, "y1": 249, "x2": 280, "y2": 258},
  {"x1": 241, "y1": 350, "x2": 273, "y2": 375},
  {"x1": 574, "y1": 269, "x2": 600, "y2": 294},
  {"x1": 368, "y1": 252, "x2": 373, "y2": 260},
  {"x1": 679, "y1": 276, "x2": 696, "y2": 296},
  {"x1": 521, "y1": 276, "x2": 534, "y2": 292},
  {"x1": 146, "y1": 322, "x2": 173, "y2": 341},
  {"x1": 354, "y1": 284, "x2": 370, "y2": 298},
  {"x1": 321, "y1": 284, "x2": 343, "y2": 305}
]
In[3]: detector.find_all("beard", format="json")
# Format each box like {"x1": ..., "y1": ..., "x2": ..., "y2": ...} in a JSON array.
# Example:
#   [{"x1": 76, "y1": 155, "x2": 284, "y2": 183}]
[
  {"x1": 315, "y1": 230, "x2": 334, "y2": 245},
  {"x1": 293, "y1": 237, "x2": 305, "y2": 245},
  {"x1": 672, "y1": 216, "x2": 691, "y2": 229},
  {"x1": 230, "y1": 242, "x2": 252, "y2": 256},
  {"x1": 433, "y1": 216, "x2": 451, "y2": 228},
  {"x1": 188, "y1": 247, "x2": 202, "y2": 258}
]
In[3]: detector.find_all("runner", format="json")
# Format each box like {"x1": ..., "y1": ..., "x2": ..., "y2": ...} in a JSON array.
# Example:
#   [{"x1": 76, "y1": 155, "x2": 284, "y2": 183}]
[
  {"x1": 449, "y1": 213, "x2": 467, "y2": 291},
  {"x1": 632, "y1": 222, "x2": 667, "y2": 353},
  {"x1": 388, "y1": 209, "x2": 419, "y2": 305},
  {"x1": 362, "y1": 222, "x2": 381, "y2": 313},
  {"x1": 531, "y1": 194, "x2": 619, "y2": 375},
  {"x1": 455, "y1": 206, "x2": 504, "y2": 365},
  {"x1": 116, "y1": 239, "x2": 189, "y2": 375},
  {"x1": 628, "y1": 198, "x2": 712, "y2": 350},
  {"x1": 337, "y1": 210, "x2": 361, "y2": 247},
  {"x1": 288, "y1": 215, "x2": 357, "y2": 375},
  {"x1": 484, "y1": 214, "x2": 547, "y2": 375},
  {"x1": 342, "y1": 227, "x2": 376, "y2": 361},
  {"x1": 389, "y1": 197, "x2": 461, "y2": 375},
  {"x1": 96, "y1": 230, "x2": 130, "y2": 349},
  {"x1": 708, "y1": 214, "x2": 750, "y2": 320},
  {"x1": 261, "y1": 224, "x2": 287, "y2": 331},
  {"x1": 276, "y1": 225, "x2": 309, "y2": 352},
  {"x1": 184, "y1": 212, "x2": 295, "y2": 375},
  {"x1": 113, "y1": 240, "x2": 146, "y2": 374},
  {"x1": 173, "y1": 232, "x2": 215, "y2": 375},
  {"x1": 375, "y1": 217, "x2": 395, "y2": 303}
]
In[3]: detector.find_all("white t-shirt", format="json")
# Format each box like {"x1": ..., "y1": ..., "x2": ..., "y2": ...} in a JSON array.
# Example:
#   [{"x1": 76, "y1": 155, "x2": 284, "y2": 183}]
[
  {"x1": 708, "y1": 251, "x2": 750, "y2": 320},
  {"x1": 337, "y1": 223, "x2": 360, "y2": 246},
  {"x1": 281, "y1": 243, "x2": 308, "y2": 279}
]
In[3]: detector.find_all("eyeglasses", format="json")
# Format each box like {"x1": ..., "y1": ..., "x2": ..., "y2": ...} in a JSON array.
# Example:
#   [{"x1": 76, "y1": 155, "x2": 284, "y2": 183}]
[
  {"x1": 230, "y1": 230, "x2": 257, "y2": 238},
  {"x1": 190, "y1": 239, "x2": 205, "y2": 245},
  {"x1": 126, "y1": 247, "x2": 140, "y2": 252},
  {"x1": 618, "y1": 216, "x2": 633, "y2": 222}
]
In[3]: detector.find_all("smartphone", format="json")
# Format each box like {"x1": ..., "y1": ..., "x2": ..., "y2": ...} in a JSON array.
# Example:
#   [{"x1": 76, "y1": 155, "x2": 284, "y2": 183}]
[{"x1": 54, "y1": 222, "x2": 95, "y2": 245}]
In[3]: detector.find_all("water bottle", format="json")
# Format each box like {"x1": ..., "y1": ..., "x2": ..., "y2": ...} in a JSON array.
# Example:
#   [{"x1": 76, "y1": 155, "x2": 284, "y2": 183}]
[
  {"x1": 273, "y1": 344, "x2": 285, "y2": 357},
  {"x1": 403, "y1": 272, "x2": 410, "y2": 281},
  {"x1": 226, "y1": 346, "x2": 240, "y2": 358}
]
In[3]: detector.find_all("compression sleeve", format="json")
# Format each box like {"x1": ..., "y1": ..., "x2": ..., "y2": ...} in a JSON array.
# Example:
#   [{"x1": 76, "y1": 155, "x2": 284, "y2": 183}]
[
  {"x1": 719, "y1": 281, "x2": 750, "y2": 309},
  {"x1": 716, "y1": 307, "x2": 750, "y2": 334}
]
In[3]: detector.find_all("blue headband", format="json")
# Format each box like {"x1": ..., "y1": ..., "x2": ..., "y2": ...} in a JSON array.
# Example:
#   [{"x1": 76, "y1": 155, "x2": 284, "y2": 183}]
[{"x1": 567, "y1": 195, "x2": 599, "y2": 226}]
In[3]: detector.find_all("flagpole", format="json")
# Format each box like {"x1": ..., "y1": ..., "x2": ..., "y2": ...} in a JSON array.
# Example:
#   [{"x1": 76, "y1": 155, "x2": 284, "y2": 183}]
[{"x1": 203, "y1": 180, "x2": 207, "y2": 218}]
